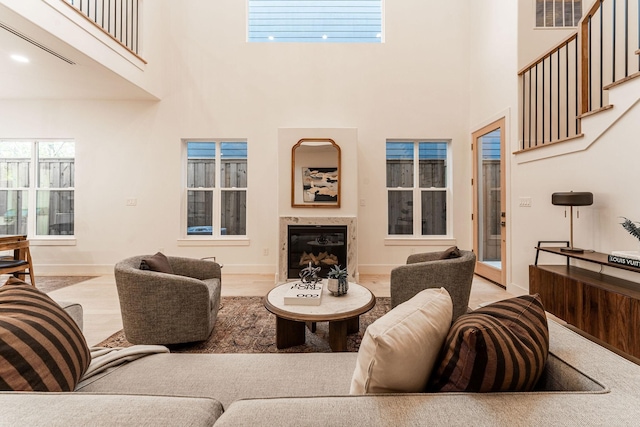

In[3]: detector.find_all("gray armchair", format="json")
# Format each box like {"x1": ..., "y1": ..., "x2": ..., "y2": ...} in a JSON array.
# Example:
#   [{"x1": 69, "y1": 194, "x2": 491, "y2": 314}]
[
  {"x1": 114, "y1": 255, "x2": 222, "y2": 345},
  {"x1": 390, "y1": 249, "x2": 476, "y2": 322}
]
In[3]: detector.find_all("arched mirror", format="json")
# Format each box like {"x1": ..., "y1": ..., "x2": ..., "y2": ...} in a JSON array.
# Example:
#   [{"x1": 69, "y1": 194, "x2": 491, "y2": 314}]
[{"x1": 291, "y1": 138, "x2": 341, "y2": 208}]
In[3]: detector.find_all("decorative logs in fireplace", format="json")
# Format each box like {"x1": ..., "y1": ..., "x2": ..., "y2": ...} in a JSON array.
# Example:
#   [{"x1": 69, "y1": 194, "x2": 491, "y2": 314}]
[{"x1": 299, "y1": 251, "x2": 339, "y2": 266}]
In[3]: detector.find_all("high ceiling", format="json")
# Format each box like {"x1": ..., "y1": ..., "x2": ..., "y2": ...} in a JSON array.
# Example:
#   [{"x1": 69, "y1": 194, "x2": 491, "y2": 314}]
[{"x1": 0, "y1": 4, "x2": 156, "y2": 100}]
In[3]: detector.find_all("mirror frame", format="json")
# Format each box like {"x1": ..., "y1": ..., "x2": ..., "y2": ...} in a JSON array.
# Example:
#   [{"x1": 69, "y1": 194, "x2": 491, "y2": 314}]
[{"x1": 291, "y1": 138, "x2": 341, "y2": 208}]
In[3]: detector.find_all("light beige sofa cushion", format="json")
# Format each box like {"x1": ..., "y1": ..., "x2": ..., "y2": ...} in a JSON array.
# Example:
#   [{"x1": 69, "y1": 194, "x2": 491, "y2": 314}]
[
  {"x1": 350, "y1": 288, "x2": 453, "y2": 394},
  {"x1": 0, "y1": 392, "x2": 222, "y2": 427}
]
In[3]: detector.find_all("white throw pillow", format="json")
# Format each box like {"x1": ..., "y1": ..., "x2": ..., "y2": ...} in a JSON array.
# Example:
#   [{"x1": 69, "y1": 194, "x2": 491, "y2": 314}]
[{"x1": 350, "y1": 287, "x2": 453, "y2": 394}]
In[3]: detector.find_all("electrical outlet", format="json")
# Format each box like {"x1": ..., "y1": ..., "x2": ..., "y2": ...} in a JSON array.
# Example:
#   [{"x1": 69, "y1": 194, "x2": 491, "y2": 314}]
[
  {"x1": 263, "y1": 248, "x2": 269, "y2": 256},
  {"x1": 126, "y1": 198, "x2": 137, "y2": 206},
  {"x1": 519, "y1": 197, "x2": 532, "y2": 207}
]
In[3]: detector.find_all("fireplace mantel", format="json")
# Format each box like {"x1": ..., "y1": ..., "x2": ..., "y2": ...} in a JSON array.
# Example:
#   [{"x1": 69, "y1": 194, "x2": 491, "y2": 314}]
[{"x1": 278, "y1": 216, "x2": 357, "y2": 283}]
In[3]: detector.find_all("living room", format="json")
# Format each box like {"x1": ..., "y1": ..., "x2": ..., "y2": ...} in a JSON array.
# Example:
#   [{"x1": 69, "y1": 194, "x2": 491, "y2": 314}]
[
  {"x1": 2, "y1": 0, "x2": 640, "y2": 424},
  {"x1": 1, "y1": 0, "x2": 638, "y2": 292}
]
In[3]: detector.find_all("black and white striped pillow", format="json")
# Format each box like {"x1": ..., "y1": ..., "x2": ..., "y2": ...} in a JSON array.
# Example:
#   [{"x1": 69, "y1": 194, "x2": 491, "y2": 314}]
[
  {"x1": 0, "y1": 278, "x2": 90, "y2": 391},
  {"x1": 428, "y1": 294, "x2": 549, "y2": 392}
]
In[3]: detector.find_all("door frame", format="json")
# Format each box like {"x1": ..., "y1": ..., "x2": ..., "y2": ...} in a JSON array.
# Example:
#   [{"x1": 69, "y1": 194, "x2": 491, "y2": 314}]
[{"x1": 472, "y1": 117, "x2": 507, "y2": 287}]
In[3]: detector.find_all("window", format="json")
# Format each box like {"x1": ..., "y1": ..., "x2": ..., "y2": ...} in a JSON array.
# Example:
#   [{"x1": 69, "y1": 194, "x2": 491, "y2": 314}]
[
  {"x1": 0, "y1": 140, "x2": 75, "y2": 237},
  {"x1": 248, "y1": 0, "x2": 383, "y2": 43},
  {"x1": 536, "y1": 0, "x2": 582, "y2": 28},
  {"x1": 185, "y1": 140, "x2": 247, "y2": 237},
  {"x1": 386, "y1": 140, "x2": 449, "y2": 237}
]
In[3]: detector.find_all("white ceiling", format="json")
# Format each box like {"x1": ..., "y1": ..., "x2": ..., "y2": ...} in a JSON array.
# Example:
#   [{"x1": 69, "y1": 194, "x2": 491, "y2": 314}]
[{"x1": 0, "y1": 5, "x2": 156, "y2": 100}]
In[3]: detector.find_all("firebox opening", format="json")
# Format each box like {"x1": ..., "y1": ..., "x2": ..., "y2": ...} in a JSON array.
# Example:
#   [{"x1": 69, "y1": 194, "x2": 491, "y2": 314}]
[{"x1": 288, "y1": 225, "x2": 347, "y2": 279}]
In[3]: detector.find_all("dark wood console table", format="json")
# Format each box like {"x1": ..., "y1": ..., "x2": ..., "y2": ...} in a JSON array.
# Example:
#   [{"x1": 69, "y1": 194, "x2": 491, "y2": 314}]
[{"x1": 530, "y1": 245, "x2": 640, "y2": 359}]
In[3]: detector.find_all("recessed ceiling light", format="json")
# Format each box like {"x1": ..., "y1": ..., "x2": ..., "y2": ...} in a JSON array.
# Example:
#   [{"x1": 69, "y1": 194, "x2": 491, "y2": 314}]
[{"x1": 10, "y1": 54, "x2": 29, "y2": 63}]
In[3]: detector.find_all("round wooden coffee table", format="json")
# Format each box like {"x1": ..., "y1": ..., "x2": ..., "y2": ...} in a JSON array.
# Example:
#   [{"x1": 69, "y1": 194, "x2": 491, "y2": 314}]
[{"x1": 264, "y1": 281, "x2": 376, "y2": 352}]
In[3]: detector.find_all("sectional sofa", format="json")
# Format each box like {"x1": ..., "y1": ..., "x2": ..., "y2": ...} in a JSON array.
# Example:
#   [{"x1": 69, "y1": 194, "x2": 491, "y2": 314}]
[{"x1": 2, "y1": 284, "x2": 640, "y2": 425}]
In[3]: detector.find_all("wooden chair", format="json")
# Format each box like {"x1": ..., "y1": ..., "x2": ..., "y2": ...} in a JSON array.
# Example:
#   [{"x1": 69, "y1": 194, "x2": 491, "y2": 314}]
[{"x1": 0, "y1": 235, "x2": 35, "y2": 286}]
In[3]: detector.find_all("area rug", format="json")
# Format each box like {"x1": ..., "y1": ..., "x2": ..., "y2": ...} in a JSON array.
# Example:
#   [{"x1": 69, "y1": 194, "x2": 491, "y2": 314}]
[{"x1": 97, "y1": 296, "x2": 391, "y2": 353}]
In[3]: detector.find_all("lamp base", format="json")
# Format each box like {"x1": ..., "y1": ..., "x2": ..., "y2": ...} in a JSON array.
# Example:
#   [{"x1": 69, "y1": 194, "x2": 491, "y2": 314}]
[{"x1": 561, "y1": 247, "x2": 585, "y2": 253}]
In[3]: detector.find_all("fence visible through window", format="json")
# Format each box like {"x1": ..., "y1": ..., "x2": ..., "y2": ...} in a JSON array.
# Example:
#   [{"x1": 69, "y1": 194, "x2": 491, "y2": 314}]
[{"x1": 0, "y1": 140, "x2": 75, "y2": 236}]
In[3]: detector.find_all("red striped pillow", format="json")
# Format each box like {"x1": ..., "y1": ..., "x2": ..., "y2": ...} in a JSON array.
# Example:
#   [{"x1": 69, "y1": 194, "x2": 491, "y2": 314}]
[
  {"x1": 428, "y1": 294, "x2": 549, "y2": 392},
  {"x1": 0, "y1": 278, "x2": 90, "y2": 391}
]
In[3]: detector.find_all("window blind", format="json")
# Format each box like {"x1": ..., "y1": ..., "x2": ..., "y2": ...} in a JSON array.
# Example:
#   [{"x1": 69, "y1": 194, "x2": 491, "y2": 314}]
[{"x1": 248, "y1": 0, "x2": 382, "y2": 43}]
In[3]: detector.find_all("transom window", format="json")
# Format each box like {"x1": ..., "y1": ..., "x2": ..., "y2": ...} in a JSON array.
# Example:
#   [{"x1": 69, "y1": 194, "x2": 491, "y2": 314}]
[
  {"x1": 0, "y1": 140, "x2": 75, "y2": 237},
  {"x1": 185, "y1": 140, "x2": 247, "y2": 237},
  {"x1": 536, "y1": 0, "x2": 582, "y2": 28},
  {"x1": 386, "y1": 140, "x2": 450, "y2": 237},
  {"x1": 248, "y1": 0, "x2": 383, "y2": 43}
]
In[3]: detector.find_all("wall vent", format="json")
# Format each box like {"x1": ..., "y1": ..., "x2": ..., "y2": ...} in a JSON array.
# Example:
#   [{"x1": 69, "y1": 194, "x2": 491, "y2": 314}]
[{"x1": 0, "y1": 22, "x2": 76, "y2": 65}]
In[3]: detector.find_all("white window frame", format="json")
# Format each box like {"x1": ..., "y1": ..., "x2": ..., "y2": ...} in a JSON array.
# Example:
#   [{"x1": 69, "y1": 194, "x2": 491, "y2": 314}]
[
  {"x1": 0, "y1": 139, "x2": 76, "y2": 243},
  {"x1": 180, "y1": 139, "x2": 249, "y2": 244},
  {"x1": 385, "y1": 139, "x2": 453, "y2": 243}
]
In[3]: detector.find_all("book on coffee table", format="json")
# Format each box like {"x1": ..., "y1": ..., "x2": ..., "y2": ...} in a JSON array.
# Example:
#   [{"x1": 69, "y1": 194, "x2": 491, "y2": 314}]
[{"x1": 283, "y1": 282, "x2": 324, "y2": 306}]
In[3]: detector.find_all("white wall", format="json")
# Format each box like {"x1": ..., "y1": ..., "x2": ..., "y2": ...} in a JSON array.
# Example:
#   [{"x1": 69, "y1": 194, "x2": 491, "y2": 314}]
[
  {"x1": 0, "y1": 0, "x2": 474, "y2": 276},
  {"x1": 510, "y1": 0, "x2": 640, "y2": 291},
  {"x1": 510, "y1": 94, "x2": 640, "y2": 289},
  {"x1": 517, "y1": 0, "x2": 593, "y2": 69},
  {"x1": 0, "y1": 0, "x2": 163, "y2": 99},
  {"x1": 467, "y1": 0, "x2": 519, "y2": 291}
]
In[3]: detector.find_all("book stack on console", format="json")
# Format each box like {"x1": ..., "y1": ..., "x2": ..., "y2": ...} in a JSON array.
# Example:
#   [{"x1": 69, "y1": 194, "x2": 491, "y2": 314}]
[
  {"x1": 283, "y1": 281, "x2": 324, "y2": 306},
  {"x1": 608, "y1": 251, "x2": 640, "y2": 268}
]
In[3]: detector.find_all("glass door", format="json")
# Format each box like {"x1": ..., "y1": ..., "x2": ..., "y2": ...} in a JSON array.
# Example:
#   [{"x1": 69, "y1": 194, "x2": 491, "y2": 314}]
[{"x1": 472, "y1": 118, "x2": 506, "y2": 286}]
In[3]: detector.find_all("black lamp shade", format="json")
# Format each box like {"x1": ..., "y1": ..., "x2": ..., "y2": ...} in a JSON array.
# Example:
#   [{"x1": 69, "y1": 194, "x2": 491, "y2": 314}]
[{"x1": 551, "y1": 192, "x2": 593, "y2": 206}]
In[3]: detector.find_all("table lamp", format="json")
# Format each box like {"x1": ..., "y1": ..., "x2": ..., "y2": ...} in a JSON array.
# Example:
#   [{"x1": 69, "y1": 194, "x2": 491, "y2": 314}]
[{"x1": 551, "y1": 191, "x2": 593, "y2": 253}]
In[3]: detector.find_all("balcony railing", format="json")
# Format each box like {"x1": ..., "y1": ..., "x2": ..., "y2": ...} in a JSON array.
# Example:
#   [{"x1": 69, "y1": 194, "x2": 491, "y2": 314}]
[
  {"x1": 518, "y1": 0, "x2": 640, "y2": 151},
  {"x1": 63, "y1": 0, "x2": 141, "y2": 57}
]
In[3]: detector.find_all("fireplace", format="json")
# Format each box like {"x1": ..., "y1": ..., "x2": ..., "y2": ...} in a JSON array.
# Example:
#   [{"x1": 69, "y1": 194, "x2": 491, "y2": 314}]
[
  {"x1": 288, "y1": 225, "x2": 347, "y2": 279},
  {"x1": 279, "y1": 216, "x2": 357, "y2": 282}
]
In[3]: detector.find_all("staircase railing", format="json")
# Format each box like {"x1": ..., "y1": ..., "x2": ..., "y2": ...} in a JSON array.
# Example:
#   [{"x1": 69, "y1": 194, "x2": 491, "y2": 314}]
[
  {"x1": 61, "y1": 0, "x2": 142, "y2": 59},
  {"x1": 518, "y1": 0, "x2": 640, "y2": 151}
]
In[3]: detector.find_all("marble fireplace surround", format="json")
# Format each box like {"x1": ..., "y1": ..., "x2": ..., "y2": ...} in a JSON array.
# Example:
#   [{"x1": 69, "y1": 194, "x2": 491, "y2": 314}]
[{"x1": 278, "y1": 216, "x2": 357, "y2": 283}]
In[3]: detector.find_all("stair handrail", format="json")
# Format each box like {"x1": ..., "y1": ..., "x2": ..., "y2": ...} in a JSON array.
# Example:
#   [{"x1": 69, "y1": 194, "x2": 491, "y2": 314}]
[
  {"x1": 518, "y1": 0, "x2": 640, "y2": 151},
  {"x1": 60, "y1": 0, "x2": 145, "y2": 63}
]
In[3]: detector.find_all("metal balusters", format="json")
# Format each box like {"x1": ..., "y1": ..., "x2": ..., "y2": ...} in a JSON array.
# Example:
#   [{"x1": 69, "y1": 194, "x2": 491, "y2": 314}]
[
  {"x1": 613, "y1": 0, "x2": 617, "y2": 81},
  {"x1": 557, "y1": 50, "x2": 560, "y2": 140},
  {"x1": 542, "y1": 58, "x2": 545, "y2": 144},
  {"x1": 62, "y1": 0, "x2": 139, "y2": 55},
  {"x1": 535, "y1": 63, "x2": 538, "y2": 145},
  {"x1": 566, "y1": 45, "x2": 570, "y2": 139},
  {"x1": 529, "y1": 69, "x2": 532, "y2": 148},
  {"x1": 625, "y1": 0, "x2": 629, "y2": 77},
  {"x1": 518, "y1": 35, "x2": 582, "y2": 149}
]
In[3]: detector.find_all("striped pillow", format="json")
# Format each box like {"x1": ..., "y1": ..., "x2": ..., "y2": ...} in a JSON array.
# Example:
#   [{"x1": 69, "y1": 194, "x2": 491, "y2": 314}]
[
  {"x1": 0, "y1": 278, "x2": 90, "y2": 391},
  {"x1": 428, "y1": 294, "x2": 549, "y2": 392}
]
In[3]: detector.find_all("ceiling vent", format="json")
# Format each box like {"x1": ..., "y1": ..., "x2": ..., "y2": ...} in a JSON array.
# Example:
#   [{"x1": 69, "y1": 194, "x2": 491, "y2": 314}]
[{"x1": 0, "y1": 21, "x2": 76, "y2": 65}]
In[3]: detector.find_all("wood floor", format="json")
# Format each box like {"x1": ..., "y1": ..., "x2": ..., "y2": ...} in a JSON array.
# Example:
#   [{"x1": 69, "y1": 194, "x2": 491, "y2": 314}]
[{"x1": 47, "y1": 273, "x2": 512, "y2": 347}]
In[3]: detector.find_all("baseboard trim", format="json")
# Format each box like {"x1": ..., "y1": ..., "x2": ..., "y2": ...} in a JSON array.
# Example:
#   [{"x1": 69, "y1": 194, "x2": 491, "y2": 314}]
[
  {"x1": 34, "y1": 264, "x2": 114, "y2": 276},
  {"x1": 33, "y1": 263, "x2": 278, "y2": 276}
]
